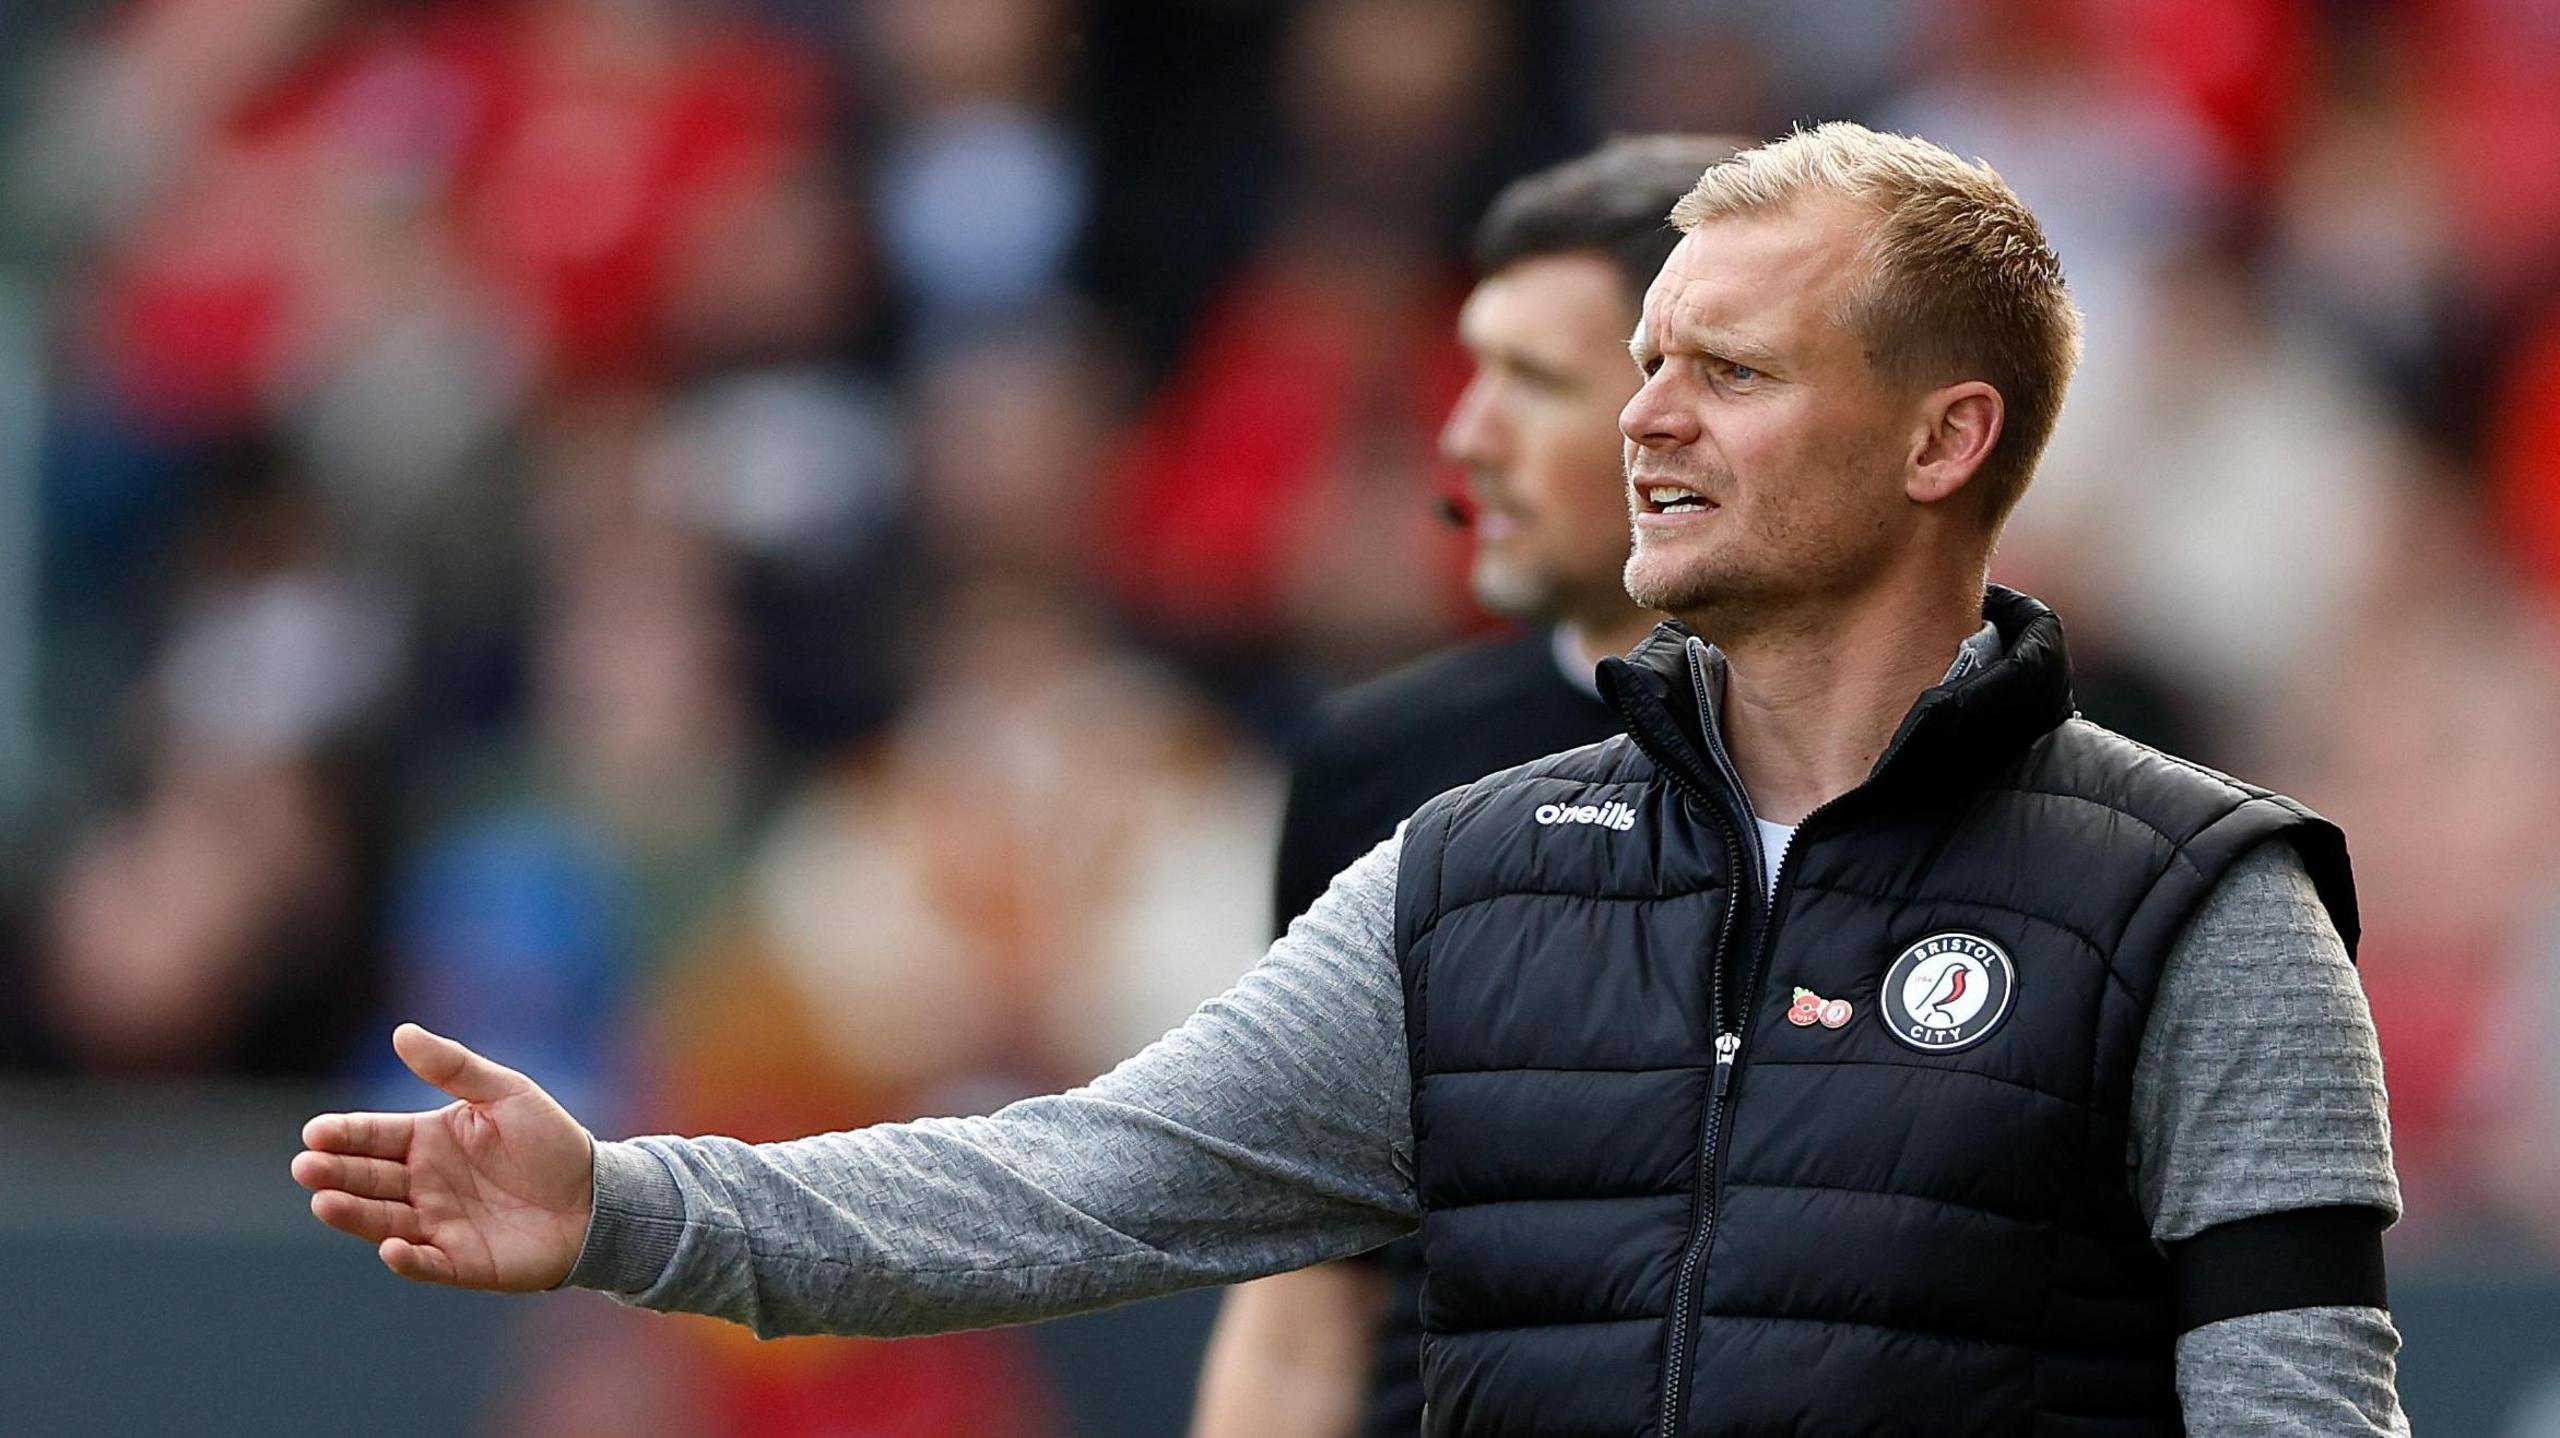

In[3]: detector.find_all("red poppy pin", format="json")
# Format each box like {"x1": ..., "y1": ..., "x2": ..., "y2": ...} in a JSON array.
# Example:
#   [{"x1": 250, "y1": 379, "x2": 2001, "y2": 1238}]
[{"x1": 1788, "y1": 987, "x2": 1853, "y2": 1029}]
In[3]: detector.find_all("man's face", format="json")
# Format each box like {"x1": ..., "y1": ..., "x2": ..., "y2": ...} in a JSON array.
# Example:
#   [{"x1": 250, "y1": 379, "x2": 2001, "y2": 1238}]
[
  {"x1": 1439, "y1": 253, "x2": 1645, "y2": 626},
  {"x1": 1620, "y1": 200, "x2": 1917, "y2": 630}
]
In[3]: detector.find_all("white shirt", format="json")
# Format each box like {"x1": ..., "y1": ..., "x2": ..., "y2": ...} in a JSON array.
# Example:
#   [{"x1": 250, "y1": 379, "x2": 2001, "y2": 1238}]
[{"x1": 1754, "y1": 817, "x2": 1797, "y2": 898}]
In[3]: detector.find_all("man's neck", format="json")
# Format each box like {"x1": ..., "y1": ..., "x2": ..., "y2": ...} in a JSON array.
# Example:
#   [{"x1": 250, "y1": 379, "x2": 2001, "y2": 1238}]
[{"x1": 1700, "y1": 590, "x2": 1985, "y2": 826}]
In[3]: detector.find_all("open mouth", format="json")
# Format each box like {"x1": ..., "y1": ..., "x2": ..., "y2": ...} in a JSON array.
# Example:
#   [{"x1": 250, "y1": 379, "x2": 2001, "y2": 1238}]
[{"x1": 1635, "y1": 481, "x2": 1717, "y2": 516}]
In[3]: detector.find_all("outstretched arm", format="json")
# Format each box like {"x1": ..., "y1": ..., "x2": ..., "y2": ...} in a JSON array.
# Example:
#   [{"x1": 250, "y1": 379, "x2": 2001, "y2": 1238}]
[{"x1": 296, "y1": 833, "x2": 1417, "y2": 1338}]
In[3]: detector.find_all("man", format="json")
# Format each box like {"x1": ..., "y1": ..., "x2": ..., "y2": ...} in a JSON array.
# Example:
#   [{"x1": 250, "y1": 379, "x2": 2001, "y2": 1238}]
[
  {"x1": 1192, "y1": 135, "x2": 1740, "y2": 1438},
  {"x1": 295, "y1": 124, "x2": 2406, "y2": 1435}
]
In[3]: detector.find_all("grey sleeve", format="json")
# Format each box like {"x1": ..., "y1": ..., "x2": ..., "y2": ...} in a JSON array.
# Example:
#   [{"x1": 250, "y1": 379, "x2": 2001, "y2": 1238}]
[
  {"x1": 2131, "y1": 839, "x2": 2408, "y2": 1436},
  {"x1": 2177, "y1": 1309, "x2": 2409, "y2": 1438},
  {"x1": 563, "y1": 833, "x2": 1417, "y2": 1338}
]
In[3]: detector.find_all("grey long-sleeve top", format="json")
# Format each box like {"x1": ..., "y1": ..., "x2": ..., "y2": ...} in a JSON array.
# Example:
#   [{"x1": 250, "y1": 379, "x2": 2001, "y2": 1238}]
[{"x1": 566, "y1": 836, "x2": 2408, "y2": 1436}]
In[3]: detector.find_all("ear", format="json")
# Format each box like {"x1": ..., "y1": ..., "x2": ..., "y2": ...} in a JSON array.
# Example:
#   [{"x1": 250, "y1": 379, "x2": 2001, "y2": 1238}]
[{"x1": 1904, "y1": 381, "x2": 2004, "y2": 507}]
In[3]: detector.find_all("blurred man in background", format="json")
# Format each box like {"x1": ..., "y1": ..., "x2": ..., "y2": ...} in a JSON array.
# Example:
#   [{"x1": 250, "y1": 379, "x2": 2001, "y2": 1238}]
[{"x1": 1187, "y1": 132, "x2": 1740, "y2": 1438}]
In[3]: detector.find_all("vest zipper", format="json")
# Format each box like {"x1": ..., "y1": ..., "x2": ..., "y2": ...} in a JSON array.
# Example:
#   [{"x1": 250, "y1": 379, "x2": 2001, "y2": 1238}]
[
  {"x1": 1656, "y1": 641, "x2": 1767, "y2": 1438},
  {"x1": 1663, "y1": 638, "x2": 1908, "y2": 1435},
  {"x1": 1603, "y1": 635, "x2": 1965, "y2": 1436},
  {"x1": 1658, "y1": 805, "x2": 1820, "y2": 1437},
  {"x1": 1655, "y1": 808, "x2": 1744, "y2": 1438}
]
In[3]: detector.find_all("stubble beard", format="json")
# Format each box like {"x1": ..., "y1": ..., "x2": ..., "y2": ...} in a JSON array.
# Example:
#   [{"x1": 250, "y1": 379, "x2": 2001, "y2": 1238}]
[
  {"x1": 1623, "y1": 518, "x2": 1848, "y2": 648},
  {"x1": 1623, "y1": 533, "x2": 1761, "y2": 630}
]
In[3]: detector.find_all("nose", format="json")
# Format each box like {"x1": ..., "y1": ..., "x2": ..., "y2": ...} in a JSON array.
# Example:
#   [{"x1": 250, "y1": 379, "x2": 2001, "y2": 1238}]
[
  {"x1": 1439, "y1": 372, "x2": 1504, "y2": 471},
  {"x1": 1619, "y1": 370, "x2": 1698, "y2": 452}
]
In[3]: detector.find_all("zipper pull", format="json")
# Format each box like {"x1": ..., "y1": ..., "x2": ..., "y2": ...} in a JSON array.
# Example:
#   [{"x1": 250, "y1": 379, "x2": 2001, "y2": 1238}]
[{"x1": 1713, "y1": 1032, "x2": 1740, "y2": 1097}]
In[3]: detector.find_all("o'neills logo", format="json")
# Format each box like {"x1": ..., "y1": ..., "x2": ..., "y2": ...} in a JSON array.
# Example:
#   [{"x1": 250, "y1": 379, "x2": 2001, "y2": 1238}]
[
  {"x1": 1534, "y1": 800, "x2": 1637, "y2": 831},
  {"x1": 1879, "y1": 931, "x2": 2017, "y2": 1053}
]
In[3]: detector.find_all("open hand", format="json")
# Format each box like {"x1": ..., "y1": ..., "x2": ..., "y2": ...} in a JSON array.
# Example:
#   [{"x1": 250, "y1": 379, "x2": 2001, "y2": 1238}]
[{"x1": 292, "y1": 1023, "x2": 596, "y2": 1291}]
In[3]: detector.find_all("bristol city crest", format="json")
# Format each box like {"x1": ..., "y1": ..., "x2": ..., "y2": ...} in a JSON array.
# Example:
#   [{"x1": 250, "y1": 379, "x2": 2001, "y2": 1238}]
[{"x1": 1879, "y1": 932, "x2": 2016, "y2": 1054}]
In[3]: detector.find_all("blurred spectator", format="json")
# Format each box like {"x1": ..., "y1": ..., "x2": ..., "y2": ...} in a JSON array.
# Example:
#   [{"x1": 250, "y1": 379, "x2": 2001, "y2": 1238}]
[
  {"x1": 644, "y1": 318, "x2": 1276, "y2": 1135},
  {"x1": 41, "y1": 750, "x2": 378, "y2": 1074},
  {"x1": 909, "y1": 316, "x2": 1128, "y2": 591},
  {"x1": 591, "y1": 312, "x2": 1276, "y2": 1133},
  {"x1": 23, "y1": 0, "x2": 831, "y2": 431},
  {"x1": 2108, "y1": 0, "x2": 2318, "y2": 191},
  {"x1": 2403, "y1": 0, "x2": 2560, "y2": 306},
  {"x1": 2009, "y1": 250, "x2": 2413, "y2": 741},
  {"x1": 370, "y1": 401, "x2": 765, "y2": 1123},
  {"x1": 859, "y1": 0, "x2": 1090, "y2": 350},
  {"x1": 34, "y1": 449, "x2": 391, "y2": 1075},
  {"x1": 648, "y1": 153, "x2": 914, "y2": 749},
  {"x1": 370, "y1": 814, "x2": 630, "y2": 1122},
  {"x1": 1577, "y1": 0, "x2": 1905, "y2": 135},
  {"x1": 1106, "y1": 0, "x2": 1499, "y2": 689},
  {"x1": 2264, "y1": 41, "x2": 2462, "y2": 438},
  {"x1": 453, "y1": 0, "x2": 831, "y2": 390},
  {"x1": 643, "y1": 571, "x2": 1277, "y2": 1124}
]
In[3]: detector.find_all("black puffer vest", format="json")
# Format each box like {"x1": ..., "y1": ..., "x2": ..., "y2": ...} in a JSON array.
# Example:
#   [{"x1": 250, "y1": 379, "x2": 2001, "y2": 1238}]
[{"x1": 1392, "y1": 587, "x2": 2357, "y2": 1438}]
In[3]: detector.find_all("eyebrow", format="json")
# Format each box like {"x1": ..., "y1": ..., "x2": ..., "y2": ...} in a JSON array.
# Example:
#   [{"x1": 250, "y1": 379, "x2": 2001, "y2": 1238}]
[{"x1": 1629, "y1": 322, "x2": 1783, "y2": 370}]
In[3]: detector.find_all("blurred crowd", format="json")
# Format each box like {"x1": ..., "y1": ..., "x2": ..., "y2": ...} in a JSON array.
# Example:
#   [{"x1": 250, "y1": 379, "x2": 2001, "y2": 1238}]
[{"x1": 0, "y1": 0, "x2": 2557, "y2": 1429}]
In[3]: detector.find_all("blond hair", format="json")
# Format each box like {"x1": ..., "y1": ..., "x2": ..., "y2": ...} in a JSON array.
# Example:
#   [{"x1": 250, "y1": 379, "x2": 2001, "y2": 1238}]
[{"x1": 1670, "y1": 122, "x2": 2084, "y2": 528}]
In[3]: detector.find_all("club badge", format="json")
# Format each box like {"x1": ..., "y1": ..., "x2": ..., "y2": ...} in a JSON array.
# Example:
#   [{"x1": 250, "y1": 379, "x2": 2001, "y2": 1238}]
[{"x1": 1879, "y1": 932, "x2": 2016, "y2": 1053}]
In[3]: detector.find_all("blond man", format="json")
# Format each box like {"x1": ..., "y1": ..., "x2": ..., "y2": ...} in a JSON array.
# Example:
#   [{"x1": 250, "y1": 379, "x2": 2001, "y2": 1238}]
[{"x1": 298, "y1": 124, "x2": 2403, "y2": 1435}]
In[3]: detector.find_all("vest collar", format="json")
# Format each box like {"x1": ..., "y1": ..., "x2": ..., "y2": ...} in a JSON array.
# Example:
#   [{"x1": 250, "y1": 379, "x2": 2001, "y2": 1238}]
[{"x1": 1596, "y1": 585, "x2": 2076, "y2": 816}]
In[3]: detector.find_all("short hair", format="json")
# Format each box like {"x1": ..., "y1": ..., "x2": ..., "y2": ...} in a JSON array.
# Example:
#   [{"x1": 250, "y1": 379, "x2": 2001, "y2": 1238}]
[
  {"x1": 1473, "y1": 134, "x2": 1751, "y2": 307},
  {"x1": 1670, "y1": 121, "x2": 2085, "y2": 529}
]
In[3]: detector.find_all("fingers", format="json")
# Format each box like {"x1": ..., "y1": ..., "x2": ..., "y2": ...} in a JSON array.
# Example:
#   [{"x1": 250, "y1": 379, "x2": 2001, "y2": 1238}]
[
  {"x1": 378, "y1": 1237, "x2": 457, "y2": 1285},
  {"x1": 309, "y1": 1188, "x2": 426, "y2": 1245},
  {"x1": 391, "y1": 1022, "x2": 525, "y2": 1105},
  {"x1": 290, "y1": 1150, "x2": 408, "y2": 1201},
  {"x1": 300, "y1": 1110, "x2": 415, "y2": 1160}
]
